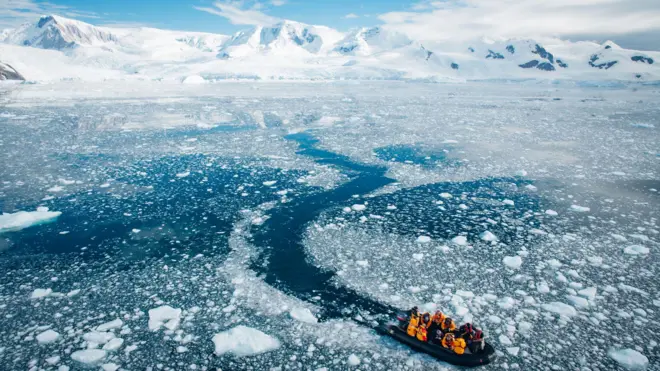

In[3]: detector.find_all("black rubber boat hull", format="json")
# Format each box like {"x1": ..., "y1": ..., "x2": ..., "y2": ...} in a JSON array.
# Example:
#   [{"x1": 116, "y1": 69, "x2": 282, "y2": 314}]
[{"x1": 378, "y1": 324, "x2": 497, "y2": 367}]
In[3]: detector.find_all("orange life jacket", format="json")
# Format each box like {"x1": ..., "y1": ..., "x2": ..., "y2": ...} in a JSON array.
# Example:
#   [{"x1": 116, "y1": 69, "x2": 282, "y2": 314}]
[
  {"x1": 406, "y1": 313, "x2": 420, "y2": 336},
  {"x1": 432, "y1": 311, "x2": 446, "y2": 324},
  {"x1": 416, "y1": 325, "x2": 428, "y2": 342},
  {"x1": 441, "y1": 319, "x2": 456, "y2": 332}
]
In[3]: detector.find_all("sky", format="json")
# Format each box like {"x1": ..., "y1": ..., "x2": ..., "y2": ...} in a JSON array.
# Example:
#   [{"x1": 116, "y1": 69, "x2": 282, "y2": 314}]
[{"x1": 2, "y1": 0, "x2": 660, "y2": 50}]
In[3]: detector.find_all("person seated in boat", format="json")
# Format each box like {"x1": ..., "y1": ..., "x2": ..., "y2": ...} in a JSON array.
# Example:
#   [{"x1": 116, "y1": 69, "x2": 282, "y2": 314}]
[
  {"x1": 416, "y1": 322, "x2": 428, "y2": 342},
  {"x1": 406, "y1": 308, "x2": 421, "y2": 336},
  {"x1": 458, "y1": 322, "x2": 475, "y2": 340},
  {"x1": 441, "y1": 317, "x2": 456, "y2": 334},
  {"x1": 442, "y1": 332, "x2": 467, "y2": 355},
  {"x1": 467, "y1": 329, "x2": 485, "y2": 353},
  {"x1": 427, "y1": 311, "x2": 445, "y2": 342},
  {"x1": 420, "y1": 312, "x2": 431, "y2": 328}
]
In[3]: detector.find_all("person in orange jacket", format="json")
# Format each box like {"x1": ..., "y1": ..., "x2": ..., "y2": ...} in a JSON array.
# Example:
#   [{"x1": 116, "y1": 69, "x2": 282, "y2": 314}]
[
  {"x1": 406, "y1": 309, "x2": 421, "y2": 336},
  {"x1": 441, "y1": 332, "x2": 467, "y2": 355},
  {"x1": 416, "y1": 323, "x2": 428, "y2": 342},
  {"x1": 419, "y1": 312, "x2": 431, "y2": 328},
  {"x1": 441, "y1": 317, "x2": 456, "y2": 333}
]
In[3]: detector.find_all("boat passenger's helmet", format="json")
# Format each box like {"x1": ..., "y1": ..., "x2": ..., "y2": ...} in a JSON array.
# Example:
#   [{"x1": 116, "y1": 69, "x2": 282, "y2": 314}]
[
  {"x1": 412, "y1": 306, "x2": 419, "y2": 313},
  {"x1": 423, "y1": 313, "x2": 430, "y2": 322}
]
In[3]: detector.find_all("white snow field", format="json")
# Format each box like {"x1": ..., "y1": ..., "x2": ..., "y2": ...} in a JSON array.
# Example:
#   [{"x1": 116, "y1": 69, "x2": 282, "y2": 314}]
[
  {"x1": 0, "y1": 81, "x2": 657, "y2": 371},
  {"x1": 0, "y1": 15, "x2": 659, "y2": 83}
]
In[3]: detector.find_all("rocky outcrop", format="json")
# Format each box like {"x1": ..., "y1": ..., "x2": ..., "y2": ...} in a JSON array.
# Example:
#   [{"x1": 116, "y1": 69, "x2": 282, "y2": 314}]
[{"x1": 0, "y1": 62, "x2": 25, "y2": 80}]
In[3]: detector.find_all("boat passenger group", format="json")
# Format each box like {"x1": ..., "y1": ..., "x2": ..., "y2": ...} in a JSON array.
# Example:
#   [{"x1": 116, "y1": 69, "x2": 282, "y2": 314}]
[{"x1": 402, "y1": 306, "x2": 485, "y2": 354}]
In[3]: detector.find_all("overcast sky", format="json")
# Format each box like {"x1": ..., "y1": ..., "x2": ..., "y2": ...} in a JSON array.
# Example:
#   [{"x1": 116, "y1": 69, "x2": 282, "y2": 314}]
[{"x1": 2, "y1": 0, "x2": 660, "y2": 50}]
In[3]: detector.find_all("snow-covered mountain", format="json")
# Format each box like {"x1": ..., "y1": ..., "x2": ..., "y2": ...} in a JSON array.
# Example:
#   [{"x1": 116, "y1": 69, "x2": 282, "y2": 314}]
[
  {"x1": 217, "y1": 20, "x2": 343, "y2": 59},
  {"x1": 2, "y1": 15, "x2": 117, "y2": 49},
  {"x1": 0, "y1": 15, "x2": 658, "y2": 83}
]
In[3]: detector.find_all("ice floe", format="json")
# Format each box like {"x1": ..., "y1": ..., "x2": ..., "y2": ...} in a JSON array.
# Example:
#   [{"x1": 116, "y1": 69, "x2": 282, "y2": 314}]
[
  {"x1": 0, "y1": 207, "x2": 61, "y2": 233},
  {"x1": 212, "y1": 326, "x2": 280, "y2": 356}
]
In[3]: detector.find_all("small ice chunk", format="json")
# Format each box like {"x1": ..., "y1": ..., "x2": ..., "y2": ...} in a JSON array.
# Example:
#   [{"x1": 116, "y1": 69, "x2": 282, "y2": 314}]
[
  {"x1": 45, "y1": 356, "x2": 61, "y2": 365},
  {"x1": 71, "y1": 349, "x2": 107, "y2": 365},
  {"x1": 176, "y1": 171, "x2": 190, "y2": 178},
  {"x1": 101, "y1": 363, "x2": 120, "y2": 371},
  {"x1": 570, "y1": 205, "x2": 590, "y2": 212},
  {"x1": 356, "y1": 260, "x2": 369, "y2": 267},
  {"x1": 502, "y1": 199, "x2": 515, "y2": 206},
  {"x1": 30, "y1": 288, "x2": 53, "y2": 299},
  {"x1": 67, "y1": 289, "x2": 81, "y2": 297},
  {"x1": 545, "y1": 210, "x2": 558, "y2": 216},
  {"x1": 148, "y1": 305, "x2": 182, "y2": 331},
  {"x1": 515, "y1": 170, "x2": 528, "y2": 177},
  {"x1": 537, "y1": 282, "x2": 550, "y2": 294},
  {"x1": 607, "y1": 348, "x2": 648, "y2": 370},
  {"x1": 440, "y1": 192, "x2": 452, "y2": 199},
  {"x1": 503, "y1": 256, "x2": 522, "y2": 270},
  {"x1": 542, "y1": 302, "x2": 577, "y2": 318},
  {"x1": 499, "y1": 335, "x2": 513, "y2": 345},
  {"x1": 1, "y1": 208, "x2": 62, "y2": 233},
  {"x1": 507, "y1": 347, "x2": 520, "y2": 356},
  {"x1": 451, "y1": 236, "x2": 468, "y2": 245},
  {"x1": 387, "y1": 205, "x2": 397, "y2": 210},
  {"x1": 212, "y1": 326, "x2": 280, "y2": 356},
  {"x1": 566, "y1": 295, "x2": 589, "y2": 308},
  {"x1": 36, "y1": 329, "x2": 60, "y2": 344},
  {"x1": 348, "y1": 354, "x2": 361, "y2": 366},
  {"x1": 102, "y1": 338, "x2": 124, "y2": 351},
  {"x1": 263, "y1": 181, "x2": 277, "y2": 186},
  {"x1": 47, "y1": 185, "x2": 64, "y2": 192},
  {"x1": 290, "y1": 307, "x2": 317, "y2": 323},
  {"x1": 83, "y1": 331, "x2": 115, "y2": 345},
  {"x1": 351, "y1": 204, "x2": 366, "y2": 211},
  {"x1": 412, "y1": 253, "x2": 424, "y2": 260},
  {"x1": 623, "y1": 245, "x2": 649, "y2": 255},
  {"x1": 97, "y1": 319, "x2": 123, "y2": 332},
  {"x1": 578, "y1": 287, "x2": 597, "y2": 300},
  {"x1": 416, "y1": 235, "x2": 431, "y2": 243},
  {"x1": 479, "y1": 231, "x2": 497, "y2": 242}
]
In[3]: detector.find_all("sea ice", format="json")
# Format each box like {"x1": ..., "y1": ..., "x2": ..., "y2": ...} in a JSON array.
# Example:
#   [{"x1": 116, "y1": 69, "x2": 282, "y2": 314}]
[
  {"x1": 623, "y1": 245, "x2": 649, "y2": 255},
  {"x1": 348, "y1": 354, "x2": 361, "y2": 366},
  {"x1": 96, "y1": 319, "x2": 123, "y2": 332},
  {"x1": 416, "y1": 235, "x2": 431, "y2": 243},
  {"x1": 36, "y1": 329, "x2": 60, "y2": 344},
  {"x1": 351, "y1": 204, "x2": 366, "y2": 211},
  {"x1": 71, "y1": 349, "x2": 107, "y2": 365},
  {"x1": 542, "y1": 302, "x2": 577, "y2": 318},
  {"x1": 30, "y1": 288, "x2": 53, "y2": 299},
  {"x1": 148, "y1": 305, "x2": 182, "y2": 331},
  {"x1": 570, "y1": 205, "x2": 590, "y2": 212},
  {"x1": 608, "y1": 348, "x2": 649, "y2": 370},
  {"x1": 503, "y1": 256, "x2": 522, "y2": 270},
  {"x1": 479, "y1": 231, "x2": 497, "y2": 242},
  {"x1": 212, "y1": 326, "x2": 280, "y2": 356},
  {"x1": 451, "y1": 236, "x2": 468, "y2": 245},
  {"x1": 0, "y1": 207, "x2": 62, "y2": 233},
  {"x1": 290, "y1": 307, "x2": 318, "y2": 323}
]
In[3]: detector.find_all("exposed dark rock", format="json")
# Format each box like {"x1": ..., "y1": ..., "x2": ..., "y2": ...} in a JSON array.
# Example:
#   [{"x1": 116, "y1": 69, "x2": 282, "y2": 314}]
[
  {"x1": 537, "y1": 62, "x2": 555, "y2": 71},
  {"x1": 635, "y1": 74, "x2": 642, "y2": 79},
  {"x1": 486, "y1": 49, "x2": 504, "y2": 59},
  {"x1": 589, "y1": 54, "x2": 618, "y2": 69},
  {"x1": 557, "y1": 59, "x2": 568, "y2": 68},
  {"x1": 532, "y1": 44, "x2": 554, "y2": 64},
  {"x1": 0, "y1": 62, "x2": 25, "y2": 80},
  {"x1": 506, "y1": 45, "x2": 515, "y2": 54},
  {"x1": 468, "y1": 47, "x2": 475, "y2": 53},
  {"x1": 450, "y1": 63, "x2": 459, "y2": 70},
  {"x1": 631, "y1": 56, "x2": 654, "y2": 64},
  {"x1": 421, "y1": 46, "x2": 433, "y2": 61},
  {"x1": 519, "y1": 60, "x2": 539, "y2": 69},
  {"x1": 604, "y1": 45, "x2": 612, "y2": 49}
]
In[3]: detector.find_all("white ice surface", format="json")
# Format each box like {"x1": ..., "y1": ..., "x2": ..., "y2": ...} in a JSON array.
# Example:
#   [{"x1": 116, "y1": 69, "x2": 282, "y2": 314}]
[
  {"x1": 212, "y1": 326, "x2": 280, "y2": 356},
  {"x1": 0, "y1": 207, "x2": 61, "y2": 233},
  {"x1": 148, "y1": 305, "x2": 182, "y2": 331},
  {"x1": 608, "y1": 348, "x2": 649, "y2": 370},
  {"x1": 36, "y1": 329, "x2": 60, "y2": 344},
  {"x1": 71, "y1": 349, "x2": 107, "y2": 365}
]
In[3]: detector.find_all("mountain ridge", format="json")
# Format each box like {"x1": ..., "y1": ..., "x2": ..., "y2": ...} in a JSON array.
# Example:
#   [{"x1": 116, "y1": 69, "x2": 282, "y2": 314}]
[{"x1": 1, "y1": 15, "x2": 658, "y2": 83}]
